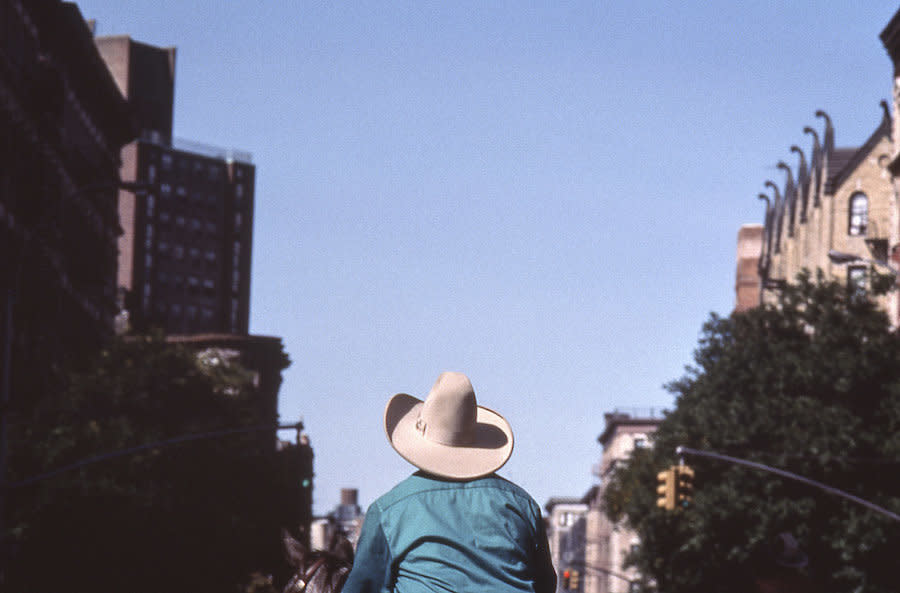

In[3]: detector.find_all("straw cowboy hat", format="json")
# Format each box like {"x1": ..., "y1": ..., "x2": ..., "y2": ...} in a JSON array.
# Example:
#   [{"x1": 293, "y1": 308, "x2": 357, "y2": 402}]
[{"x1": 384, "y1": 372, "x2": 514, "y2": 480}]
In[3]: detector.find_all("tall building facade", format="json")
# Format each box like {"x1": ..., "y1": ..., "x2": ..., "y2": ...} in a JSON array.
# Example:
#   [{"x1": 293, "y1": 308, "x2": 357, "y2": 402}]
[
  {"x1": 881, "y1": 10, "x2": 900, "y2": 326},
  {"x1": 737, "y1": 75, "x2": 896, "y2": 317},
  {"x1": 0, "y1": 0, "x2": 135, "y2": 399},
  {"x1": 94, "y1": 35, "x2": 255, "y2": 335},
  {"x1": 584, "y1": 412, "x2": 661, "y2": 593}
]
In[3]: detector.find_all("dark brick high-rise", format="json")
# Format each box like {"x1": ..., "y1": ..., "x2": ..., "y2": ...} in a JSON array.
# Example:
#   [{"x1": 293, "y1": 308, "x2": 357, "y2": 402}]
[
  {"x1": 95, "y1": 35, "x2": 255, "y2": 335},
  {"x1": 0, "y1": 0, "x2": 135, "y2": 400}
]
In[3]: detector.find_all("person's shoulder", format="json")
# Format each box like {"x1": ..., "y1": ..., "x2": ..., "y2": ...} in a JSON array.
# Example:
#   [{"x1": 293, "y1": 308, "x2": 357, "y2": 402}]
[
  {"x1": 371, "y1": 473, "x2": 540, "y2": 514},
  {"x1": 368, "y1": 473, "x2": 432, "y2": 511},
  {"x1": 476, "y1": 474, "x2": 540, "y2": 505}
]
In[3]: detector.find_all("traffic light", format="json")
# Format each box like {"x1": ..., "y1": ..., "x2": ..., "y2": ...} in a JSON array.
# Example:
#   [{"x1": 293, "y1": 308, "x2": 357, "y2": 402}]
[
  {"x1": 569, "y1": 569, "x2": 580, "y2": 590},
  {"x1": 656, "y1": 468, "x2": 675, "y2": 510},
  {"x1": 562, "y1": 569, "x2": 571, "y2": 589},
  {"x1": 675, "y1": 465, "x2": 695, "y2": 508}
]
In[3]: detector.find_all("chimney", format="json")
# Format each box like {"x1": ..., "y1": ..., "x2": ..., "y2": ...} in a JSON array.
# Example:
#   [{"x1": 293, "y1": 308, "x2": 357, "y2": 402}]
[{"x1": 340, "y1": 488, "x2": 358, "y2": 506}]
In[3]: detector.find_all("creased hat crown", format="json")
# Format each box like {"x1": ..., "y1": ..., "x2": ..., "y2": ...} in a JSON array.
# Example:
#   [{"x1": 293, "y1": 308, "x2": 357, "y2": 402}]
[
  {"x1": 419, "y1": 372, "x2": 477, "y2": 446},
  {"x1": 384, "y1": 371, "x2": 514, "y2": 480}
]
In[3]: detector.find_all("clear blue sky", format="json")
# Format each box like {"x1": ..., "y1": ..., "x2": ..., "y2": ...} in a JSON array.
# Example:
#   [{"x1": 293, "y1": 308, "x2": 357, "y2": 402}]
[{"x1": 76, "y1": 1, "x2": 900, "y2": 515}]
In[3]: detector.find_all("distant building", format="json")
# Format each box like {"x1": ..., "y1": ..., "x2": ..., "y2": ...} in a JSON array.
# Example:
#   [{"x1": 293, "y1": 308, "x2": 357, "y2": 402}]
[
  {"x1": 311, "y1": 488, "x2": 365, "y2": 550},
  {"x1": 276, "y1": 430, "x2": 315, "y2": 550},
  {"x1": 545, "y1": 496, "x2": 589, "y2": 593},
  {"x1": 0, "y1": 0, "x2": 136, "y2": 403},
  {"x1": 94, "y1": 34, "x2": 255, "y2": 335},
  {"x1": 585, "y1": 411, "x2": 662, "y2": 593}
]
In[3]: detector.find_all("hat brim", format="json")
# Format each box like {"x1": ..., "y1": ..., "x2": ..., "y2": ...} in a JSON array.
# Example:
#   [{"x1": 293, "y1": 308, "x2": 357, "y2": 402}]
[{"x1": 384, "y1": 393, "x2": 514, "y2": 480}]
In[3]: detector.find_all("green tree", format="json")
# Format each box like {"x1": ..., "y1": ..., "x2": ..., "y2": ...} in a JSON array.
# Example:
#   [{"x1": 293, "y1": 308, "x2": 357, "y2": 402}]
[
  {"x1": 603, "y1": 272, "x2": 900, "y2": 593},
  {"x1": 4, "y1": 333, "x2": 302, "y2": 593}
]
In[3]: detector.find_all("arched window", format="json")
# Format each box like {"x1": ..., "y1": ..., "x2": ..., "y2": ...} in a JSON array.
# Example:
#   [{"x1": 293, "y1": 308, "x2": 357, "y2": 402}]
[{"x1": 849, "y1": 192, "x2": 868, "y2": 236}]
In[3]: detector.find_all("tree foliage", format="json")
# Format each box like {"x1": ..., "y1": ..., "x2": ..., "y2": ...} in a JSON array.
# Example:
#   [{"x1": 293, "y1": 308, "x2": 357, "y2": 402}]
[
  {"x1": 4, "y1": 333, "x2": 305, "y2": 593},
  {"x1": 603, "y1": 272, "x2": 900, "y2": 593}
]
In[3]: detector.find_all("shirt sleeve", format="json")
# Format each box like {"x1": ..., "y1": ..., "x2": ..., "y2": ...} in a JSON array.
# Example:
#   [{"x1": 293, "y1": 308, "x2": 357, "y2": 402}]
[
  {"x1": 533, "y1": 513, "x2": 558, "y2": 593},
  {"x1": 342, "y1": 503, "x2": 392, "y2": 593}
]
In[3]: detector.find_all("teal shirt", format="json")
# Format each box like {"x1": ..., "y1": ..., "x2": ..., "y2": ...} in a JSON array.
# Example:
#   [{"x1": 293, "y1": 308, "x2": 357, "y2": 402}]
[{"x1": 343, "y1": 472, "x2": 556, "y2": 593}]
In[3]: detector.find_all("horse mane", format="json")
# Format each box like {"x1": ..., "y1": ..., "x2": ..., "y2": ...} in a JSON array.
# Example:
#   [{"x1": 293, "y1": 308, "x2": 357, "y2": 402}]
[{"x1": 282, "y1": 529, "x2": 354, "y2": 593}]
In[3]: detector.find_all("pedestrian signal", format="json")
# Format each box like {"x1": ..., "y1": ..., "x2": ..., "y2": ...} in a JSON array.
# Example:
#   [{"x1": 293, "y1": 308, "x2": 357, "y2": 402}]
[
  {"x1": 675, "y1": 465, "x2": 694, "y2": 508},
  {"x1": 656, "y1": 468, "x2": 675, "y2": 510}
]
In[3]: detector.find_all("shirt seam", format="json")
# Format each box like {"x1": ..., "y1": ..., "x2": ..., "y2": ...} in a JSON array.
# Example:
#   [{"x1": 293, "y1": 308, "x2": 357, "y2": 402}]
[{"x1": 377, "y1": 481, "x2": 538, "y2": 514}]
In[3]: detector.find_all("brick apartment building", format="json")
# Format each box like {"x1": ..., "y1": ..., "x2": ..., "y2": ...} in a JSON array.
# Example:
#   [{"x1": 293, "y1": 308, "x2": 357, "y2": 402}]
[{"x1": 94, "y1": 35, "x2": 255, "y2": 335}]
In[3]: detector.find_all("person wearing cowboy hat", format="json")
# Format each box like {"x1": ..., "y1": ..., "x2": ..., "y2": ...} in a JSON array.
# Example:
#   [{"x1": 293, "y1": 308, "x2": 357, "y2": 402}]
[{"x1": 342, "y1": 372, "x2": 556, "y2": 593}]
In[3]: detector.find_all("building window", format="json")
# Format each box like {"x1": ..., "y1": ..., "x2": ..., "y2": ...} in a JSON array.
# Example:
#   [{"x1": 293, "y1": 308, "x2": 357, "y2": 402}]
[
  {"x1": 848, "y1": 265, "x2": 867, "y2": 295},
  {"x1": 634, "y1": 437, "x2": 647, "y2": 449},
  {"x1": 146, "y1": 194, "x2": 155, "y2": 216},
  {"x1": 161, "y1": 153, "x2": 173, "y2": 169},
  {"x1": 147, "y1": 164, "x2": 157, "y2": 183},
  {"x1": 848, "y1": 193, "x2": 868, "y2": 236}
]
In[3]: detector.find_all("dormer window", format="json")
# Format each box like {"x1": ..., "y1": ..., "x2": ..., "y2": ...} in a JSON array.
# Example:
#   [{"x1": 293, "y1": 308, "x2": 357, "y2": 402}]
[{"x1": 849, "y1": 193, "x2": 868, "y2": 236}]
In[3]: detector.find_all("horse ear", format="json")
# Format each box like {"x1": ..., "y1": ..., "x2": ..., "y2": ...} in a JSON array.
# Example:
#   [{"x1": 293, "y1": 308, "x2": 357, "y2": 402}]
[
  {"x1": 332, "y1": 536, "x2": 355, "y2": 565},
  {"x1": 282, "y1": 528, "x2": 308, "y2": 568}
]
